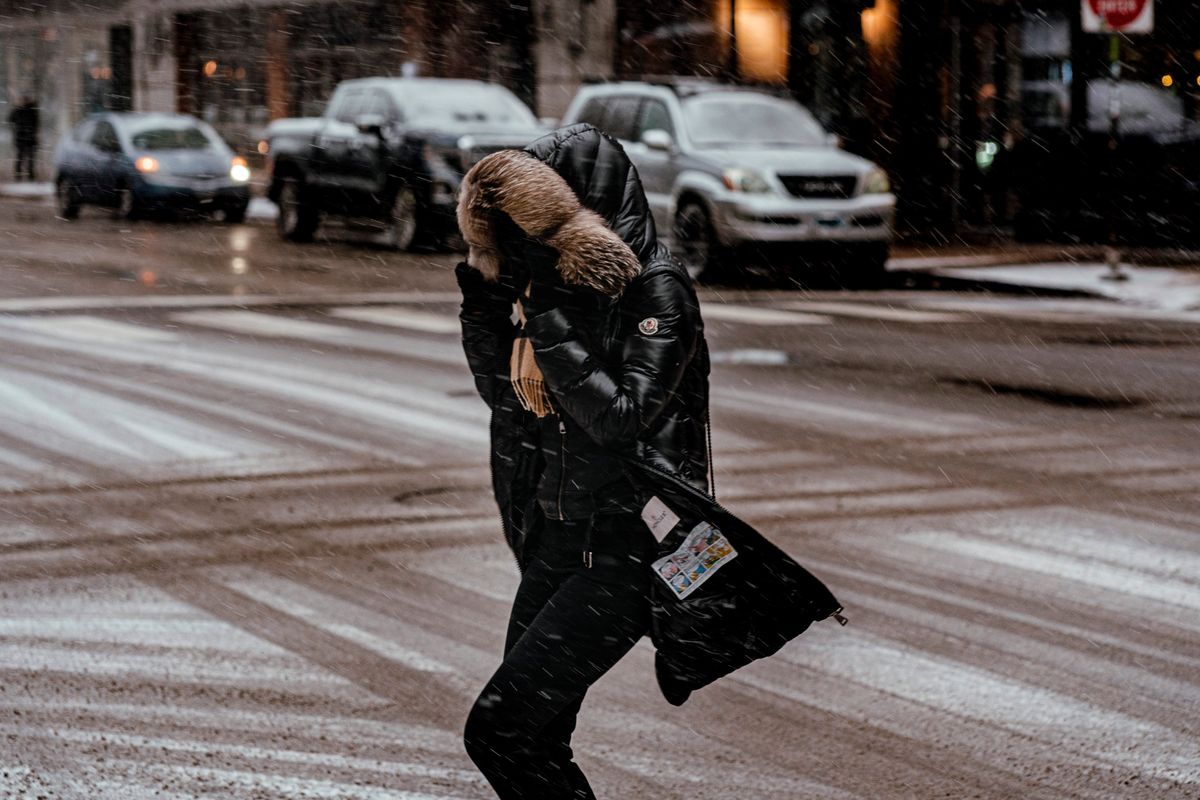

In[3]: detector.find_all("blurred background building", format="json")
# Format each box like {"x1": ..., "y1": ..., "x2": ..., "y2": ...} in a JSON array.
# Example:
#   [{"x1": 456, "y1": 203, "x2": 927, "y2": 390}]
[{"x1": 1, "y1": 0, "x2": 1198, "y2": 237}]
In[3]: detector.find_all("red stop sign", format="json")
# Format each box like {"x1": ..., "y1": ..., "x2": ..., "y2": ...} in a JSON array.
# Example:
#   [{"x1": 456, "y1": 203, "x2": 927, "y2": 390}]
[{"x1": 1087, "y1": 0, "x2": 1148, "y2": 29}]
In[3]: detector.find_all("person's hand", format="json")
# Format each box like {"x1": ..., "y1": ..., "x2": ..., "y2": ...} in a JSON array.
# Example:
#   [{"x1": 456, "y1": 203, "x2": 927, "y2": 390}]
[
  {"x1": 455, "y1": 261, "x2": 513, "y2": 313},
  {"x1": 522, "y1": 251, "x2": 608, "y2": 318}
]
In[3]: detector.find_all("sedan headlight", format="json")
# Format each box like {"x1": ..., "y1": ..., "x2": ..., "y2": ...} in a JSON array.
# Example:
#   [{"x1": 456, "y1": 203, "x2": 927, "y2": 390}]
[
  {"x1": 135, "y1": 156, "x2": 159, "y2": 174},
  {"x1": 230, "y1": 156, "x2": 251, "y2": 183},
  {"x1": 863, "y1": 167, "x2": 890, "y2": 195},
  {"x1": 722, "y1": 167, "x2": 771, "y2": 194}
]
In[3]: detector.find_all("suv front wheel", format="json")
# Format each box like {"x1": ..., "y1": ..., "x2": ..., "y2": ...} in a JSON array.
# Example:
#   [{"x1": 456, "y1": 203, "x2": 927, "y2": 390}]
[{"x1": 674, "y1": 201, "x2": 720, "y2": 280}]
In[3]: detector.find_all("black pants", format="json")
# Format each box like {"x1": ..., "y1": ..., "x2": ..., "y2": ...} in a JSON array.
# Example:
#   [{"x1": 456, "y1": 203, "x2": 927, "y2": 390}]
[
  {"x1": 464, "y1": 513, "x2": 654, "y2": 799},
  {"x1": 14, "y1": 143, "x2": 35, "y2": 182}
]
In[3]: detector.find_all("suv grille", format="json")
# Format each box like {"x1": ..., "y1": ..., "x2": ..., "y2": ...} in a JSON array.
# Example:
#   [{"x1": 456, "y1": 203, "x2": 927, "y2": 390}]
[{"x1": 778, "y1": 174, "x2": 857, "y2": 199}]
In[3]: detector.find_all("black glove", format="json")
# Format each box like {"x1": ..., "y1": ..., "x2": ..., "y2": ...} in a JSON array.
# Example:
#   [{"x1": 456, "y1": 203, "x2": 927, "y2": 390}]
[{"x1": 455, "y1": 261, "x2": 513, "y2": 314}]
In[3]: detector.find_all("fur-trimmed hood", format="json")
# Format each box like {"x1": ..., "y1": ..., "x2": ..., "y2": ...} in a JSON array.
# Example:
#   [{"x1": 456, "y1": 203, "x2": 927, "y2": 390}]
[{"x1": 456, "y1": 124, "x2": 659, "y2": 297}]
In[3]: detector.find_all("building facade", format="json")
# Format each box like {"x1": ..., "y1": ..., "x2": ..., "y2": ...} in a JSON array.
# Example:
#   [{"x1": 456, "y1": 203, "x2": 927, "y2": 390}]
[{"x1": 0, "y1": 0, "x2": 612, "y2": 172}]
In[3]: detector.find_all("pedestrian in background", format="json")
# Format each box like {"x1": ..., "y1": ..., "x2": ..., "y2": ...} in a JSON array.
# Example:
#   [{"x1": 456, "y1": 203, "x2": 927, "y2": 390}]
[
  {"x1": 454, "y1": 124, "x2": 710, "y2": 799},
  {"x1": 8, "y1": 95, "x2": 39, "y2": 182}
]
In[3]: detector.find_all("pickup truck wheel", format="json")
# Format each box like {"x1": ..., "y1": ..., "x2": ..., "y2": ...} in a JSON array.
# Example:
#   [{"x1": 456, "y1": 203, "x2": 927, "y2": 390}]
[
  {"x1": 387, "y1": 186, "x2": 420, "y2": 251},
  {"x1": 277, "y1": 179, "x2": 318, "y2": 242}
]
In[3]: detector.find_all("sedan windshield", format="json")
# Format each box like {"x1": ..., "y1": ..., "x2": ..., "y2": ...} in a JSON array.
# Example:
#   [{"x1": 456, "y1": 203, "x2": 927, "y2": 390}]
[
  {"x1": 130, "y1": 126, "x2": 214, "y2": 150},
  {"x1": 683, "y1": 94, "x2": 826, "y2": 147}
]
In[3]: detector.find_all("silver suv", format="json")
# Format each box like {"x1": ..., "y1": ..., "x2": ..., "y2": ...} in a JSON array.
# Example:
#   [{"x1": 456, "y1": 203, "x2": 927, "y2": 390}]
[{"x1": 560, "y1": 80, "x2": 896, "y2": 283}]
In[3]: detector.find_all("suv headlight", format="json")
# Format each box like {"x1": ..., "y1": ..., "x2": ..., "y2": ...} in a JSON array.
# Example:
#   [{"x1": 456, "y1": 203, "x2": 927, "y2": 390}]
[
  {"x1": 863, "y1": 167, "x2": 890, "y2": 195},
  {"x1": 722, "y1": 167, "x2": 771, "y2": 194}
]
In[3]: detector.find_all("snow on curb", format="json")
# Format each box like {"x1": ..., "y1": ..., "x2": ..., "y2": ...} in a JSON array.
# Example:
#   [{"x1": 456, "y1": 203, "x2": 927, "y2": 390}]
[
  {"x1": 0, "y1": 181, "x2": 53, "y2": 198},
  {"x1": 938, "y1": 262, "x2": 1200, "y2": 312}
]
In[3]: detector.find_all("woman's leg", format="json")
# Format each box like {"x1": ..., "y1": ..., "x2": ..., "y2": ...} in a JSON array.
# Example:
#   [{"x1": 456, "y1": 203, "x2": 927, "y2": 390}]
[{"x1": 465, "y1": 515, "x2": 651, "y2": 799}]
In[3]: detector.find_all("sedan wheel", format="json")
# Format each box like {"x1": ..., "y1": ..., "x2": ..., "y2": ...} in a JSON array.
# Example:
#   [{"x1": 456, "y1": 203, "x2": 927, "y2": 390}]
[
  {"x1": 115, "y1": 186, "x2": 139, "y2": 220},
  {"x1": 388, "y1": 185, "x2": 420, "y2": 251}
]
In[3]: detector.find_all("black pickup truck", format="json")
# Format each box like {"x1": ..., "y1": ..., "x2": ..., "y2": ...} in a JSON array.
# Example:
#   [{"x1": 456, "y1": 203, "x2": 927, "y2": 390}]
[{"x1": 264, "y1": 77, "x2": 546, "y2": 249}]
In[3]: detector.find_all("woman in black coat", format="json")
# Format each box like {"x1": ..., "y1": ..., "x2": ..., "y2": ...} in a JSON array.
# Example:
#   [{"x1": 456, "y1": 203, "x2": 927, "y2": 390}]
[{"x1": 455, "y1": 124, "x2": 710, "y2": 798}]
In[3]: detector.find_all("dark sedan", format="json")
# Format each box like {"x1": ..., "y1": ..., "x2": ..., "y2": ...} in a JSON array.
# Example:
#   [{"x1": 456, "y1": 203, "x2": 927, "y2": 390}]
[{"x1": 53, "y1": 112, "x2": 251, "y2": 222}]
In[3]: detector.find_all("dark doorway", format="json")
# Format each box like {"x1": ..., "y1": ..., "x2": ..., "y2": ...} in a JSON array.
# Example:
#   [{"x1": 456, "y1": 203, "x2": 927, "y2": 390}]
[{"x1": 108, "y1": 24, "x2": 133, "y2": 111}]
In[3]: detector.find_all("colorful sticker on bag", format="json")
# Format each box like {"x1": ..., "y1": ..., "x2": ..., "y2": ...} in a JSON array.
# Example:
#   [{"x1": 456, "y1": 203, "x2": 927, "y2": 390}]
[{"x1": 652, "y1": 521, "x2": 737, "y2": 600}]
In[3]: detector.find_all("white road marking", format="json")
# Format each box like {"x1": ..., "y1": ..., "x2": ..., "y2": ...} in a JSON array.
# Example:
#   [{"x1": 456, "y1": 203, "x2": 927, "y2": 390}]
[
  {"x1": 762, "y1": 629, "x2": 1200, "y2": 783},
  {"x1": 0, "y1": 291, "x2": 463, "y2": 314},
  {"x1": 780, "y1": 300, "x2": 971, "y2": 324},
  {"x1": 716, "y1": 385, "x2": 1000, "y2": 437},
  {"x1": 906, "y1": 530, "x2": 1200, "y2": 613},
  {"x1": 174, "y1": 309, "x2": 359, "y2": 340},
  {"x1": 0, "y1": 376, "x2": 143, "y2": 459},
  {"x1": 170, "y1": 309, "x2": 466, "y2": 365},
  {"x1": 114, "y1": 417, "x2": 237, "y2": 460},
  {"x1": 226, "y1": 579, "x2": 459, "y2": 675},
  {"x1": 5, "y1": 726, "x2": 481, "y2": 784},
  {"x1": 104, "y1": 762, "x2": 480, "y2": 800},
  {"x1": 0, "y1": 322, "x2": 487, "y2": 449},
  {"x1": 0, "y1": 699, "x2": 465, "y2": 752},
  {"x1": 330, "y1": 305, "x2": 461, "y2": 334},
  {"x1": 701, "y1": 303, "x2": 833, "y2": 325},
  {"x1": 0, "y1": 314, "x2": 177, "y2": 343}
]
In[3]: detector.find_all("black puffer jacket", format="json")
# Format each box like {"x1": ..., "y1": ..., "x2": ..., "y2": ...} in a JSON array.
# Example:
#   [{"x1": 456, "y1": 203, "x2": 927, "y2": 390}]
[{"x1": 456, "y1": 124, "x2": 710, "y2": 565}]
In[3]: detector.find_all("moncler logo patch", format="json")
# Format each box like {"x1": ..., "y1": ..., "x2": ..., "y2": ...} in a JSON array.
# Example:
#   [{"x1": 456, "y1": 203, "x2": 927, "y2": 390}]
[{"x1": 638, "y1": 317, "x2": 660, "y2": 335}]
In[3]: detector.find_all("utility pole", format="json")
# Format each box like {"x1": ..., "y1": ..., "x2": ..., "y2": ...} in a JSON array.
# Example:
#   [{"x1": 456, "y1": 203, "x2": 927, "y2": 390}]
[{"x1": 1103, "y1": 32, "x2": 1128, "y2": 281}]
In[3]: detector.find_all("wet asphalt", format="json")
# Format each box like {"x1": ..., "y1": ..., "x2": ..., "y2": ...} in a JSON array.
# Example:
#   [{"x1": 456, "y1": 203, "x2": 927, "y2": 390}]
[{"x1": 1, "y1": 198, "x2": 1198, "y2": 798}]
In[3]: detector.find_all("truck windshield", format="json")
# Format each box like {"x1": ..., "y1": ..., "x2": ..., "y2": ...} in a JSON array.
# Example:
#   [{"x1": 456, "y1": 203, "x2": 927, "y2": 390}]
[
  {"x1": 682, "y1": 94, "x2": 826, "y2": 148},
  {"x1": 398, "y1": 84, "x2": 538, "y2": 133}
]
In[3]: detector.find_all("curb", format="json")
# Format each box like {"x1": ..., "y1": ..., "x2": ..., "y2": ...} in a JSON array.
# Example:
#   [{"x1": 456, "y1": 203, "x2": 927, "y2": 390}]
[{"x1": 886, "y1": 268, "x2": 1107, "y2": 300}]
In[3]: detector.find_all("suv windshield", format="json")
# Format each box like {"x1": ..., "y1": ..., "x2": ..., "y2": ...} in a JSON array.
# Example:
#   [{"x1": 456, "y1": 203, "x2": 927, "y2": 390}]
[
  {"x1": 682, "y1": 93, "x2": 826, "y2": 147},
  {"x1": 398, "y1": 84, "x2": 538, "y2": 133},
  {"x1": 129, "y1": 125, "x2": 214, "y2": 151}
]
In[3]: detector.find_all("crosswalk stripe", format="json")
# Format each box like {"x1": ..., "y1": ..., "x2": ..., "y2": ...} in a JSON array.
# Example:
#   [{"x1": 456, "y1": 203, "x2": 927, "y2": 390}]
[
  {"x1": 780, "y1": 300, "x2": 971, "y2": 323},
  {"x1": 716, "y1": 385, "x2": 1002, "y2": 437},
  {"x1": 905, "y1": 530, "x2": 1200, "y2": 614},
  {"x1": 0, "y1": 376, "x2": 143, "y2": 459},
  {"x1": 174, "y1": 309, "x2": 359, "y2": 340},
  {"x1": 3, "y1": 726, "x2": 480, "y2": 784},
  {"x1": 225, "y1": 578, "x2": 459, "y2": 675},
  {"x1": 171, "y1": 309, "x2": 466, "y2": 365},
  {"x1": 0, "y1": 314, "x2": 177, "y2": 343},
  {"x1": 764, "y1": 629, "x2": 1200, "y2": 782},
  {"x1": 701, "y1": 303, "x2": 833, "y2": 325},
  {"x1": 330, "y1": 305, "x2": 462, "y2": 334}
]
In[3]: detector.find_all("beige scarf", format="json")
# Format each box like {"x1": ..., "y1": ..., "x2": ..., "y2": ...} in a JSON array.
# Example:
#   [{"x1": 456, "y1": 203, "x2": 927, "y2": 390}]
[{"x1": 510, "y1": 294, "x2": 555, "y2": 418}]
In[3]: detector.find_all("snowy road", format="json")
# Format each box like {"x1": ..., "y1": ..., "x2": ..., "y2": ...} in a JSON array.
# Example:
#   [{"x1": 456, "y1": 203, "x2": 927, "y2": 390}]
[{"x1": 1, "y1": 206, "x2": 1199, "y2": 798}]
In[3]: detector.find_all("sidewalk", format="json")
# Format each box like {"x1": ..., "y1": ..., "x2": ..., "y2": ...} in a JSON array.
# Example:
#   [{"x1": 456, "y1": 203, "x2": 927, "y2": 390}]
[{"x1": 889, "y1": 242, "x2": 1200, "y2": 310}]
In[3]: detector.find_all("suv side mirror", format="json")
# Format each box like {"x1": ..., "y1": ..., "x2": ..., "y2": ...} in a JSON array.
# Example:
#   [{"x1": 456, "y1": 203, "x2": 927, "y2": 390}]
[
  {"x1": 641, "y1": 128, "x2": 674, "y2": 152},
  {"x1": 355, "y1": 113, "x2": 386, "y2": 137}
]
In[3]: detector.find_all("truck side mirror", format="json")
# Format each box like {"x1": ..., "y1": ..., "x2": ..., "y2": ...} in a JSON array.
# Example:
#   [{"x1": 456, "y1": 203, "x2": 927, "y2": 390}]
[{"x1": 355, "y1": 113, "x2": 386, "y2": 138}]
